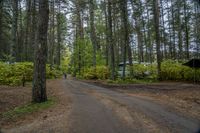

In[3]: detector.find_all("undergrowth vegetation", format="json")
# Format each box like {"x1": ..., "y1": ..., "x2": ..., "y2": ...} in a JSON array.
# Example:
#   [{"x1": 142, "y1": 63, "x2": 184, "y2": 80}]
[
  {"x1": 0, "y1": 60, "x2": 199, "y2": 86},
  {"x1": 160, "y1": 60, "x2": 200, "y2": 81},
  {"x1": 82, "y1": 66, "x2": 110, "y2": 80},
  {"x1": 2, "y1": 98, "x2": 55, "y2": 119},
  {"x1": 0, "y1": 62, "x2": 62, "y2": 86},
  {"x1": 72, "y1": 60, "x2": 200, "y2": 83}
]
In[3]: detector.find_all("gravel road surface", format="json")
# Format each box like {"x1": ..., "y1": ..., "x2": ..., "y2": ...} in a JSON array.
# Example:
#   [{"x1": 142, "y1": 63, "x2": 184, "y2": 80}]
[
  {"x1": 1, "y1": 79, "x2": 199, "y2": 133},
  {"x1": 65, "y1": 79, "x2": 200, "y2": 133}
]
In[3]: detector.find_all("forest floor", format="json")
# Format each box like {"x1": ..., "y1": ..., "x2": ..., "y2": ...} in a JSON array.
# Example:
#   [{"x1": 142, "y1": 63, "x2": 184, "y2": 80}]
[
  {"x1": 0, "y1": 79, "x2": 72, "y2": 133},
  {"x1": 0, "y1": 78, "x2": 200, "y2": 133}
]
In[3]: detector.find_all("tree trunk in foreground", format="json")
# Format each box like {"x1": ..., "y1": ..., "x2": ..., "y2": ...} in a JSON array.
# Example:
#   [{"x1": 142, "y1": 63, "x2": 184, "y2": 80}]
[{"x1": 32, "y1": 0, "x2": 49, "y2": 103}]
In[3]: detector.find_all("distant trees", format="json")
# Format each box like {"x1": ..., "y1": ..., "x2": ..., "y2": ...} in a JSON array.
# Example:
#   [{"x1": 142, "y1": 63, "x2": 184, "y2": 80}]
[
  {"x1": 0, "y1": 0, "x2": 199, "y2": 81},
  {"x1": 66, "y1": 0, "x2": 199, "y2": 79},
  {"x1": 0, "y1": 0, "x2": 67, "y2": 66}
]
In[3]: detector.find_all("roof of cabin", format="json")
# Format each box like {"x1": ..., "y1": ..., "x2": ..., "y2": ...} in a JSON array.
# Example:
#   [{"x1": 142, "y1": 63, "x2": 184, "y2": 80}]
[{"x1": 183, "y1": 59, "x2": 200, "y2": 68}]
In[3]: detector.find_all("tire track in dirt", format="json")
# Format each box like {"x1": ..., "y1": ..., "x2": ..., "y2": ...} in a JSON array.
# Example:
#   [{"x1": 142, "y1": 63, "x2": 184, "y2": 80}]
[
  {"x1": 66, "y1": 80, "x2": 134, "y2": 133},
  {"x1": 73, "y1": 80, "x2": 200, "y2": 133},
  {"x1": 85, "y1": 89, "x2": 169, "y2": 133}
]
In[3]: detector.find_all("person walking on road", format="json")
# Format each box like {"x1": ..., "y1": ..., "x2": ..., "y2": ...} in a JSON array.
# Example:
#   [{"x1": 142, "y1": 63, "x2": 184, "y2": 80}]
[{"x1": 64, "y1": 72, "x2": 67, "y2": 79}]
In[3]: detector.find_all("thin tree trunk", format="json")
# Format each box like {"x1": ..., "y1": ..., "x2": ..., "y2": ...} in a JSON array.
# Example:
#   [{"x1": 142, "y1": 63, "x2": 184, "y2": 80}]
[
  {"x1": 194, "y1": 1, "x2": 200, "y2": 58},
  {"x1": 29, "y1": 0, "x2": 37, "y2": 61},
  {"x1": 24, "y1": 0, "x2": 31, "y2": 61},
  {"x1": 146, "y1": 5, "x2": 153, "y2": 63},
  {"x1": 49, "y1": 0, "x2": 55, "y2": 68},
  {"x1": 75, "y1": 0, "x2": 84, "y2": 75},
  {"x1": 160, "y1": 0, "x2": 167, "y2": 59},
  {"x1": 166, "y1": 0, "x2": 173, "y2": 58},
  {"x1": 153, "y1": 0, "x2": 162, "y2": 80},
  {"x1": 89, "y1": 0, "x2": 97, "y2": 68},
  {"x1": 108, "y1": 0, "x2": 115, "y2": 80},
  {"x1": 184, "y1": 0, "x2": 189, "y2": 59},
  {"x1": 121, "y1": 0, "x2": 133, "y2": 79},
  {"x1": 136, "y1": 19, "x2": 143, "y2": 63},
  {"x1": 17, "y1": 0, "x2": 23, "y2": 62},
  {"x1": 11, "y1": 0, "x2": 18, "y2": 61},
  {"x1": 177, "y1": 1, "x2": 183, "y2": 60},
  {"x1": 171, "y1": 1, "x2": 176, "y2": 59},
  {"x1": 0, "y1": 1, "x2": 3, "y2": 57},
  {"x1": 56, "y1": 1, "x2": 61, "y2": 67},
  {"x1": 130, "y1": 0, "x2": 143, "y2": 63},
  {"x1": 103, "y1": 0, "x2": 109, "y2": 66}
]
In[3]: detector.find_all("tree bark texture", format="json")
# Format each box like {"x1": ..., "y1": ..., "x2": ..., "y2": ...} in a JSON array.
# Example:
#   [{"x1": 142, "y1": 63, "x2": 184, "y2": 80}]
[{"x1": 32, "y1": 0, "x2": 49, "y2": 103}]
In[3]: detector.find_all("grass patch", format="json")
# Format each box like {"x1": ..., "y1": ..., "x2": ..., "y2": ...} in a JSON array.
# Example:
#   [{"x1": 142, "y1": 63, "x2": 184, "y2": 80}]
[
  {"x1": 2, "y1": 98, "x2": 55, "y2": 119},
  {"x1": 107, "y1": 78, "x2": 158, "y2": 84}
]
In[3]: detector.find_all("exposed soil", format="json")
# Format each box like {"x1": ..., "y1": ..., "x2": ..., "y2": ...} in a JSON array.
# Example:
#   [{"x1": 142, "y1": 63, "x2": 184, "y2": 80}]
[
  {"x1": 85, "y1": 89, "x2": 165, "y2": 133},
  {"x1": 0, "y1": 85, "x2": 31, "y2": 114},
  {"x1": 70, "y1": 79, "x2": 199, "y2": 133},
  {"x1": 0, "y1": 78, "x2": 199, "y2": 133},
  {"x1": 0, "y1": 79, "x2": 72, "y2": 133},
  {"x1": 82, "y1": 80, "x2": 200, "y2": 120}
]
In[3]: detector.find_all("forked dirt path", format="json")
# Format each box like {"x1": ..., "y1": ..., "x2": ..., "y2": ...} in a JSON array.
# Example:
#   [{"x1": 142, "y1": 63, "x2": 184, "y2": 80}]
[
  {"x1": 65, "y1": 79, "x2": 200, "y2": 133},
  {"x1": 1, "y1": 79, "x2": 200, "y2": 133},
  {"x1": 65, "y1": 80, "x2": 134, "y2": 133}
]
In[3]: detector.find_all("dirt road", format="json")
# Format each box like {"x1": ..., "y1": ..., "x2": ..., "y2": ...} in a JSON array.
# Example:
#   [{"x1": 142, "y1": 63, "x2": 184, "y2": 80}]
[
  {"x1": 65, "y1": 79, "x2": 200, "y2": 133},
  {"x1": 1, "y1": 79, "x2": 199, "y2": 133}
]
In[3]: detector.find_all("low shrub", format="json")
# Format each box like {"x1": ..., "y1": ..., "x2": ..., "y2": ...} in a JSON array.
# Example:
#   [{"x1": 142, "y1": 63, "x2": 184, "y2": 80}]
[
  {"x1": 83, "y1": 66, "x2": 110, "y2": 80},
  {"x1": 130, "y1": 64, "x2": 157, "y2": 79},
  {"x1": 0, "y1": 62, "x2": 62, "y2": 86},
  {"x1": 161, "y1": 60, "x2": 200, "y2": 81},
  {"x1": 46, "y1": 65, "x2": 63, "y2": 79},
  {"x1": 129, "y1": 60, "x2": 200, "y2": 82}
]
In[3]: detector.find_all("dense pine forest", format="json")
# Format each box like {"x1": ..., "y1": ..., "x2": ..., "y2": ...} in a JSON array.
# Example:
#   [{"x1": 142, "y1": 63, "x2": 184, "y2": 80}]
[
  {"x1": 0, "y1": 2, "x2": 200, "y2": 132},
  {"x1": 0, "y1": 0, "x2": 200, "y2": 90}
]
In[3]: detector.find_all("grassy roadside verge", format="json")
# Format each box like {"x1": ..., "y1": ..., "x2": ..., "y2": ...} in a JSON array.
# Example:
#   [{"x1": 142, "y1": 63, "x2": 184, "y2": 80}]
[
  {"x1": 1, "y1": 98, "x2": 56, "y2": 120},
  {"x1": 106, "y1": 78, "x2": 158, "y2": 84}
]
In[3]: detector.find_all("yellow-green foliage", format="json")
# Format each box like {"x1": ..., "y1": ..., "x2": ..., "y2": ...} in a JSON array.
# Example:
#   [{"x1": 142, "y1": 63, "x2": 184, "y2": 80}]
[
  {"x1": 130, "y1": 60, "x2": 200, "y2": 81},
  {"x1": 161, "y1": 60, "x2": 200, "y2": 81},
  {"x1": 131, "y1": 64, "x2": 157, "y2": 79},
  {"x1": 0, "y1": 62, "x2": 33, "y2": 86},
  {"x1": 83, "y1": 66, "x2": 110, "y2": 80},
  {"x1": 0, "y1": 62, "x2": 62, "y2": 86},
  {"x1": 46, "y1": 65, "x2": 63, "y2": 79}
]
